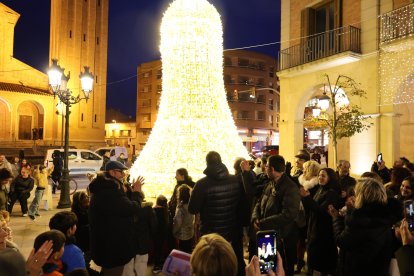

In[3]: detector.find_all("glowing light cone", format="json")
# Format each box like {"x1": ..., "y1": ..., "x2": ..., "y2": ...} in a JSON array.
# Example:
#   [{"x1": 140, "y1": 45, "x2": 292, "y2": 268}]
[{"x1": 130, "y1": 0, "x2": 249, "y2": 198}]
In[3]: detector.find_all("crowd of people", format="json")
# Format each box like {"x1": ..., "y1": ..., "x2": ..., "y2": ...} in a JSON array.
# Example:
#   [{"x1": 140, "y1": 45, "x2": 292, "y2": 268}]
[{"x1": 0, "y1": 149, "x2": 413, "y2": 276}]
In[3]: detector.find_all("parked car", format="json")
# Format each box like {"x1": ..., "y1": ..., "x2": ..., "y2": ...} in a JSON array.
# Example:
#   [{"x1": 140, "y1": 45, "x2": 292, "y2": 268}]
[
  {"x1": 95, "y1": 146, "x2": 128, "y2": 162},
  {"x1": 261, "y1": 145, "x2": 279, "y2": 156},
  {"x1": 44, "y1": 149, "x2": 103, "y2": 175}
]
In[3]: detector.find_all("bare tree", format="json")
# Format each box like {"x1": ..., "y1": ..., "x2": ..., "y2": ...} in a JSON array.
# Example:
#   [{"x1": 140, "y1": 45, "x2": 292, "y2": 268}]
[{"x1": 314, "y1": 74, "x2": 372, "y2": 168}]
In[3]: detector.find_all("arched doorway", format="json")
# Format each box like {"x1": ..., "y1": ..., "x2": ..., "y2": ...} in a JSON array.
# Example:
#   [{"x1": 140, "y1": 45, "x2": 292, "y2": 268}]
[
  {"x1": 0, "y1": 98, "x2": 11, "y2": 140},
  {"x1": 297, "y1": 84, "x2": 351, "y2": 168},
  {"x1": 17, "y1": 101, "x2": 44, "y2": 140}
]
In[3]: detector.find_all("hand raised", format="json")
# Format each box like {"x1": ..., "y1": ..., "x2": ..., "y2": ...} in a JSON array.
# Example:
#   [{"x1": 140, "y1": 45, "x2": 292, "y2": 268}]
[
  {"x1": 26, "y1": 240, "x2": 53, "y2": 276},
  {"x1": 240, "y1": 160, "x2": 251, "y2": 172},
  {"x1": 328, "y1": 204, "x2": 339, "y2": 219},
  {"x1": 132, "y1": 175, "x2": 145, "y2": 192}
]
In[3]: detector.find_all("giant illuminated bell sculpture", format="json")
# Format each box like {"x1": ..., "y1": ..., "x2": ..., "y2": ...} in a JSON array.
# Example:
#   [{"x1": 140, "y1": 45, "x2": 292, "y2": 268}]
[{"x1": 129, "y1": 0, "x2": 249, "y2": 197}]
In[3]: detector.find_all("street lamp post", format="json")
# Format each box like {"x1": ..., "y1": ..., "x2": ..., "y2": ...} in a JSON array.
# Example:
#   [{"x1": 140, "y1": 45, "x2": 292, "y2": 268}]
[
  {"x1": 56, "y1": 101, "x2": 66, "y2": 148},
  {"x1": 318, "y1": 85, "x2": 338, "y2": 168},
  {"x1": 48, "y1": 59, "x2": 94, "y2": 208}
]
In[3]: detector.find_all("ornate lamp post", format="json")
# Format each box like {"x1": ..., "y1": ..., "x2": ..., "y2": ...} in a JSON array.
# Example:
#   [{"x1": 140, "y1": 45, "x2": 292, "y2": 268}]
[{"x1": 48, "y1": 59, "x2": 93, "y2": 208}]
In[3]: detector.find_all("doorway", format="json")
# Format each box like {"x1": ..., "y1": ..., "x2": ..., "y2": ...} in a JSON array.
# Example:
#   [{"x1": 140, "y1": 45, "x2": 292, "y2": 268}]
[{"x1": 19, "y1": 115, "x2": 32, "y2": 140}]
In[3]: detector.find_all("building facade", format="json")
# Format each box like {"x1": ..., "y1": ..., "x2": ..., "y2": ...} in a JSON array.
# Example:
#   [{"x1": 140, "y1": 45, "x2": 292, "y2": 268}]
[
  {"x1": 278, "y1": 0, "x2": 414, "y2": 174},
  {"x1": 50, "y1": 0, "x2": 108, "y2": 148},
  {"x1": 0, "y1": 1, "x2": 108, "y2": 151},
  {"x1": 105, "y1": 108, "x2": 137, "y2": 156},
  {"x1": 135, "y1": 50, "x2": 280, "y2": 152}
]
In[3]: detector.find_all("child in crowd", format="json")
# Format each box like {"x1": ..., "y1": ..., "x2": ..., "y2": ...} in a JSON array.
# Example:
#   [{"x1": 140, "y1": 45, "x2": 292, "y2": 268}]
[
  {"x1": 29, "y1": 165, "x2": 53, "y2": 220},
  {"x1": 0, "y1": 168, "x2": 13, "y2": 211},
  {"x1": 71, "y1": 191, "x2": 90, "y2": 254},
  {"x1": 49, "y1": 211, "x2": 86, "y2": 273},
  {"x1": 20, "y1": 159, "x2": 31, "y2": 171},
  {"x1": 172, "y1": 184, "x2": 194, "y2": 253},
  {"x1": 8, "y1": 167, "x2": 34, "y2": 216},
  {"x1": 33, "y1": 230, "x2": 66, "y2": 276},
  {"x1": 11, "y1": 157, "x2": 21, "y2": 178},
  {"x1": 152, "y1": 195, "x2": 169, "y2": 273},
  {"x1": 0, "y1": 210, "x2": 18, "y2": 250}
]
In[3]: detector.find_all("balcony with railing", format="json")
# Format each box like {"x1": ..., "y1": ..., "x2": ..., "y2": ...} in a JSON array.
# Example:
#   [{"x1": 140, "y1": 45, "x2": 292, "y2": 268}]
[
  {"x1": 381, "y1": 3, "x2": 414, "y2": 44},
  {"x1": 279, "y1": 25, "x2": 361, "y2": 71}
]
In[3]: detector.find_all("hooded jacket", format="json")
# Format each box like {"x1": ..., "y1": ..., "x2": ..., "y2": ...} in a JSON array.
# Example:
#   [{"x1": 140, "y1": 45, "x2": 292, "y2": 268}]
[
  {"x1": 88, "y1": 174, "x2": 143, "y2": 268},
  {"x1": 188, "y1": 162, "x2": 242, "y2": 241}
]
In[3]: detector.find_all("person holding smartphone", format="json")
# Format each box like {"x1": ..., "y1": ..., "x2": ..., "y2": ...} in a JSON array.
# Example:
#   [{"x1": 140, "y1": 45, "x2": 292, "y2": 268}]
[
  {"x1": 395, "y1": 219, "x2": 414, "y2": 275},
  {"x1": 246, "y1": 253, "x2": 286, "y2": 276},
  {"x1": 371, "y1": 153, "x2": 391, "y2": 184}
]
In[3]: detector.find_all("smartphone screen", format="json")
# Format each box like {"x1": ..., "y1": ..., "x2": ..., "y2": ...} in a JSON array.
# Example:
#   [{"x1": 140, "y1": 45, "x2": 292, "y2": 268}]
[
  {"x1": 404, "y1": 200, "x2": 414, "y2": 231},
  {"x1": 377, "y1": 153, "x2": 383, "y2": 163},
  {"x1": 257, "y1": 231, "x2": 277, "y2": 274}
]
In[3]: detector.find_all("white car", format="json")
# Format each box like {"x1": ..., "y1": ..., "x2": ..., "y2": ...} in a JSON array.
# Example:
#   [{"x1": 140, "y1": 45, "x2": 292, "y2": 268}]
[{"x1": 44, "y1": 149, "x2": 103, "y2": 175}]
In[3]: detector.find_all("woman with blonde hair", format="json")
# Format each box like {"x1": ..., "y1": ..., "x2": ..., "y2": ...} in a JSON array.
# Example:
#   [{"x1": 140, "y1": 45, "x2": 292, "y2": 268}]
[
  {"x1": 191, "y1": 233, "x2": 237, "y2": 276},
  {"x1": 295, "y1": 160, "x2": 320, "y2": 273},
  {"x1": 298, "y1": 160, "x2": 321, "y2": 196},
  {"x1": 328, "y1": 177, "x2": 399, "y2": 276}
]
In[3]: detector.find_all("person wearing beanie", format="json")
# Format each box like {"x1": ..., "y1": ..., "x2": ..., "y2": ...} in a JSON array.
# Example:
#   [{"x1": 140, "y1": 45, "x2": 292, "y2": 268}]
[{"x1": 251, "y1": 155, "x2": 300, "y2": 276}]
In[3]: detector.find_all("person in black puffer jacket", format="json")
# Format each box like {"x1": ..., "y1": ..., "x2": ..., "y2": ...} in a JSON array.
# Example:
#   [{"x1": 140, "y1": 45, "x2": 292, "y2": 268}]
[
  {"x1": 188, "y1": 151, "x2": 246, "y2": 276},
  {"x1": 328, "y1": 177, "x2": 401, "y2": 276}
]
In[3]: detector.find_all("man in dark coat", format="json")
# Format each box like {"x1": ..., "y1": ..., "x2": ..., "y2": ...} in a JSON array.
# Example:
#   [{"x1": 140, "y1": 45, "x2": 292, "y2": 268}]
[
  {"x1": 290, "y1": 150, "x2": 310, "y2": 184},
  {"x1": 337, "y1": 160, "x2": 356, "y2": 207},
  {"x1": 252, "y1": 155, "x2": 300, "y2": 276},
  {"x1": 100, "y1": 151, "x2": 110, "y2": 171},
  {"x1": 51, "y1": 150, "x2": 63, "y2": 194},
  {"x1": 88, "y1": 161, "x2": 144, "y2": 275},
  {"x1": 188, "y1": 151, "x2": 246, "y2": 276}
]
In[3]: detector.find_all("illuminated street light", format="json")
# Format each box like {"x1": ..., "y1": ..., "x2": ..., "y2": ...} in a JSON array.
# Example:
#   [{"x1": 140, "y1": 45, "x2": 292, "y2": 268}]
[
  {"x1": 48, "y1": 59, "x2": 93, "y2": 208},
  {"x1": 319, "y1": 86, "x2": 331, "y2": 111}
]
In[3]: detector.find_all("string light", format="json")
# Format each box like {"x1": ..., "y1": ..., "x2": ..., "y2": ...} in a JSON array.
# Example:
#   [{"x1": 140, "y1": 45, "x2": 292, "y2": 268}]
[
  {"x1": 379, "y1": 4, "x2": 414, "y2": 105},
  {"x1": 129, "y1": 0, "x2": 249, "y2": 198}
]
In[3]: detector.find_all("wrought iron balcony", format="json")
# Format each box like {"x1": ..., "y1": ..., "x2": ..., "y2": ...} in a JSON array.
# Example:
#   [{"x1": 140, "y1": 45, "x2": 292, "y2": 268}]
[
  {"x1": 381, "y1": 3, "x2": 414, "y2": 44},
  {"x1": 279, "y1": 25, "x2": 361, "y2": 71}
]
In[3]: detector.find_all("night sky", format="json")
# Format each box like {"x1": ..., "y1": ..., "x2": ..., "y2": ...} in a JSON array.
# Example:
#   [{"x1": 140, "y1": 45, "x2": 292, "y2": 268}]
[{"x1": 1, "y1": 0, "x2": 281, "y2": 117}]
